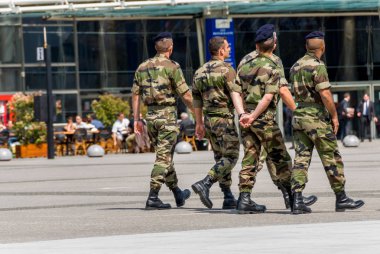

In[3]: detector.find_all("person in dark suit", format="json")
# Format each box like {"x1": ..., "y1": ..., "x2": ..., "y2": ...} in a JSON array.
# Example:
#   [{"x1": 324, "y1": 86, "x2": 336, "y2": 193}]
[
  {"x1": 338, "y1": 92, "x2": 353, "y2": 140},
  {"x1": 357, "y1": 93, "x2": 378, "y2": 142}
]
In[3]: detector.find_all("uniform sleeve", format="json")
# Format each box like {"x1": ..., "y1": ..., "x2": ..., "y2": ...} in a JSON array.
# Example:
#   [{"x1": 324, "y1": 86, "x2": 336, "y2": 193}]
[
  {"x1": 314, "y1": 64, "x2": 331, "y2": 92},
  {"x1": 131, "y1": 70, "x2": 141, "y2": 95},
  {"x1": 225, "y1": 66, "x2": 242, "y2": 93},
  {"x1": 264, "y1": 68, "x2": 280, "y2": 95},
  {"x1": 235, "y1": 68, "x2": 244, "y2": 93},
  {"x1": 172, "y1": 65, "x2": 190, "y2": 95},
  {"x1": 192, "y1": 73, "x2": 203, "y2": 109},
  {"x1": 279, "y1": 66, "x2": 289, "y2": 88}
]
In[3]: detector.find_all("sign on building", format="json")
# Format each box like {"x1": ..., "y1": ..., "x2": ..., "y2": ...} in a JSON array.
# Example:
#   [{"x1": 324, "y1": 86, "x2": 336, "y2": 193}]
[{"x1": 205, "y1": 18, "x2": 236, "y2": 68}]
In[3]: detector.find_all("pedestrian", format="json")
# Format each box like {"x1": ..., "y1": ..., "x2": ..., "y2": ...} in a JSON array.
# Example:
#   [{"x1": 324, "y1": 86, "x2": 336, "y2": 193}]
[
  {"x1": 191, "y1": 36, "x2": 244, "y2": 209},
  {"x1": 237, "y1": 38, "x2": 317, "y2": 211},
  {"x1": 236, "y1": 24, "x2": 297, "y2": 214},
  {"x1": 131, "y1": 32, "x2": 194, "y2": 210},
  {"x1": 289, "y1": 31, "x2": 364, "y2": 214},
  {"x1": 357, "y1": 93, "x2": 377, "y2": 142},
  {"x1": 337, "y1": 92, "x2": 353, "y2": 141}
]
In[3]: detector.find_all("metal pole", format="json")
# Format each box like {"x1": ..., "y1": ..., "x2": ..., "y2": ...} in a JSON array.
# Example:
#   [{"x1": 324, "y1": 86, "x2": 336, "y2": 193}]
[{"x1": 44, "y1": 27, "x2": 55, "y2": 159}]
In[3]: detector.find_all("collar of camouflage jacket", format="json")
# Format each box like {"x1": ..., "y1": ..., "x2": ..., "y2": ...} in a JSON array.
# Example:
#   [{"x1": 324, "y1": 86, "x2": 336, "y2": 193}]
[
  {"x1": 155, "y1": 53, "x2": 169, "y2": 59},
  {"x1": 305, "y1": 52, "x2": 320, "y2": 60}
]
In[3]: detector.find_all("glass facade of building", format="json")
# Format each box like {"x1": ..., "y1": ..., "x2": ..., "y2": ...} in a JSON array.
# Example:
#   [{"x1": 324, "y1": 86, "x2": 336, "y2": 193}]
[{"x1": 1, "y1": 15, "x2": 380, "y2": 136}]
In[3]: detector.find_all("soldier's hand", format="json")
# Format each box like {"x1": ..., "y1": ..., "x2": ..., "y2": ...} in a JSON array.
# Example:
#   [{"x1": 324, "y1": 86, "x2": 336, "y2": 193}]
[
  {"x1": 239, "y1": 113, "x2": 254, "y2": 128},
  {"x1": 134, "y1": 120, "x2": 144, "y2": 135},
  {"x1": 195, "y1": 124, "x2": 205, "y2": 140},
  {"x1": 332, "y1": 118, "x2": 339, "y2": 135}
]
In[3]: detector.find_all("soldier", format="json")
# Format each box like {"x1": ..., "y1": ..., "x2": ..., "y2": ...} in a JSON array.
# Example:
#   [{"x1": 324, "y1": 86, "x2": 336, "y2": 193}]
[
  {"x1": 191, "y1": 36, "x2": 245, "y2": 209},
  {"x1": 236, "y1": 24, "x2": 296, "y2": 214},
  {"x1": 132, "y1": 32, "x2": 194, "y2": 210},
  {"x1": 237, "y1": 42, "x2": 317, "y2": 210},
  {"x1": 289, "y1": 31, "x2": 364, "y2": 214}
]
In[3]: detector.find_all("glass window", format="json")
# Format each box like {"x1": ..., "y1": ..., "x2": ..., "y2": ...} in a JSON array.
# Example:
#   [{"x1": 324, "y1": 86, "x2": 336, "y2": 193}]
[
  {"x1": 54, "y1": 93, "x2": 78, "y2": 123},
  {"x1": 0, "y1": 26, "x2": 22, "y2": 63},
  {"x1": 25, "y1": 67, "x2": 76, "y2": 90},
  {"x1": 23, "y1": 26, "x2": 75, "y2": 63},
  {"x1": 0, "y1": 68, "x2": 22, "y2": 91}
]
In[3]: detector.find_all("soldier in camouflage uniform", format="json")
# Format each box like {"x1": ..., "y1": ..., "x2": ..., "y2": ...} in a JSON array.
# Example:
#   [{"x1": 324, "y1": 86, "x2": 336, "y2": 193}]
[
  {"x1": 236, "y1": 24, "x2": 297, "y2": 214},
  {"x1": 289, "y1": 31, "x2": 364, "y2": 214},
  {"x1": 132, "y1": 32, "x2": 194, "y2": 210},
  {"x1": 191, "y1": 36, "x2": 245, "y2": 209},
  {"x1": 238, "y1": 48, "x2": 317, "y2": 210}
]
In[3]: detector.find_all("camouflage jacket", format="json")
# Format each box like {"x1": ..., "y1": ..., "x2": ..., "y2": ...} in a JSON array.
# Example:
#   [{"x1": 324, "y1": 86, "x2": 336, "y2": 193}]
[
  {"x1": 192, "y1": 56, "x2": 241, "y2": 117},
  {"x1": 236, "y1": 53, "x2": 281, "y2": 118},
  {"x1": 290, "y1": 52, "x2": 331, "y2": 116},
  {"x1": 132, "y1": 53, "x2": 189, "y2": 106},
  {"x1": 238, "y1": 50, "x2": 288, "y2": 87}
]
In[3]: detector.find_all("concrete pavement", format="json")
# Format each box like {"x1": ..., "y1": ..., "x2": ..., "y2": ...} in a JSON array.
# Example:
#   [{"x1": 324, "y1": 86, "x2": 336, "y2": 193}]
[{"x1": 0, "y1": 141, "x2": 379, "y2": 252}]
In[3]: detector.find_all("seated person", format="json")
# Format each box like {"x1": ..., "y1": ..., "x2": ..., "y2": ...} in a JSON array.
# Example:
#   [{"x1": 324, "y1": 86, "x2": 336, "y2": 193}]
[
  {"x1": 0, "y1": 120, "x2": 7, "y2": 133},
  {"x1": 88, "y1": 114, "x2": 104, "y2": 130},
  {"x1": 179, "y1": 112, "x2": 195, "y2": 140},
  {"x1": 112, "y1": 112, "x2": 130, "y2": 149},
  {"x1": 64, "y1": 116, "x2": 76, "y2": 132},
  {"x1": 74, "y1": 115, "x2": 88, "y2": 129}
]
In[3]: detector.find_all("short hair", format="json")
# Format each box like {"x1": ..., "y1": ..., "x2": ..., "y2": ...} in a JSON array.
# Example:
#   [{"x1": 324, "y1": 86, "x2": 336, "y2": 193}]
[
  {"x1": 180, "y1": 112, "x2": 189, "y2": 120},
  {"x1": 344, "y1": 92, "x2": 350, "y2": 98},
  {"x1": 208, "y1": 36, "x2": 226, "y2": 56},
  {"x1": 257, "y1": 38, "x2": 275, "y2": 53},
  {"x1": 155, "y1": 38, "x2": 173, "y2": 53}
]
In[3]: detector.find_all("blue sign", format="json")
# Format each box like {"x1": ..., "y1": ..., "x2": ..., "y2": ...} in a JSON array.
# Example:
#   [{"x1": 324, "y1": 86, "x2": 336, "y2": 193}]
[{"x1": 205, "y1": 18, "x2": 236, "y2": 68}]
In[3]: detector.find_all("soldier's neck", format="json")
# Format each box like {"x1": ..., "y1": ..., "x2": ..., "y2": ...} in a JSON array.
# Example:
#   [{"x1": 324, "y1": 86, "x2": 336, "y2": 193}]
[
  {"x1": 156, "y1": 52, "x2": 170, "y2": 59},
  {"x1": 260, "y1": 51, "x2": 273, "y2": 58},
  {"x1": 211, "y1": 55, "x2": 224, "y2": 61}
]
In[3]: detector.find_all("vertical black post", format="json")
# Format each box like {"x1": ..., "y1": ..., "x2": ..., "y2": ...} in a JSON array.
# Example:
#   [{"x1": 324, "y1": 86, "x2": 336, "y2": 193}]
[{"x1": 44, "y1": 28, "x2": 55, "y2": 159}]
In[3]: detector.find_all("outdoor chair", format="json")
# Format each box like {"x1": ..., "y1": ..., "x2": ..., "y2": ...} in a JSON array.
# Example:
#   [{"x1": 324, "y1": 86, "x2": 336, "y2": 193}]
[
  {"x1": 0, "y1": 131, "x2": 9, "y2": 149},
  {"x1": 183, "y1": 127, "x2": 197, "y2": 151},
  {"x1": 54, "y1": 128, "x2": 67, "y2": 156},
  {"x1": 99, "y1": 128, "x2": 114, "y2": 154},
  {"x1": 73, "y1": 128, "x2": 88, "y2": 155}
]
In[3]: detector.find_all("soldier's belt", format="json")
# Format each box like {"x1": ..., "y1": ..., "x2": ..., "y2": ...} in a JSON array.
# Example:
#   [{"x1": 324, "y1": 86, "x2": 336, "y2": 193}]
[
  {"x1": 297, "y1": 102, "x2": 324, "y2": 109},
  {"x1": 147, "y1": 105, "x2": 176, "y2": 111}
]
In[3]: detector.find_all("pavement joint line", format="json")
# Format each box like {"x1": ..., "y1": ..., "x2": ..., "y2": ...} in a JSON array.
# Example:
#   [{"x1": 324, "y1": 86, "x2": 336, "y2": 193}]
[{"x1": 0, "y1": 220, "x2": 379, "y2": 253}]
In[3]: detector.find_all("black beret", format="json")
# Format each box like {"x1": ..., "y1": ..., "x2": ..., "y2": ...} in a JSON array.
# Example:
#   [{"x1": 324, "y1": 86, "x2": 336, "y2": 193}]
[
  {"x1": 255, "y1": 24, "x2": 275, "y2": 43},
  {"x1": 153, "y1": 32, "x2": 172, "y2": 42},
  {"x1": 305, "y1": 31, "x2": 325, "y2": 40}
]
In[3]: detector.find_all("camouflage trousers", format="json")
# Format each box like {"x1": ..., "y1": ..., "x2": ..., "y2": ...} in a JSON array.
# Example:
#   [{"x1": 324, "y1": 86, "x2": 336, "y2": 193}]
[
  {"x1": 257, "y1": 148, "x2": 282, "y2": 185},
  {"x1": 204, "y1": 115, "x2": 240, "y2": 187},
  {"x1": 292, "y1": 116, "x2": 346, "y2": 193},
  {"x1": 239, "y1": 118, "x2": 292, "y2": 193},
  {"x1": 146, "y1": 108, "x2": 179, "y2": 191}
]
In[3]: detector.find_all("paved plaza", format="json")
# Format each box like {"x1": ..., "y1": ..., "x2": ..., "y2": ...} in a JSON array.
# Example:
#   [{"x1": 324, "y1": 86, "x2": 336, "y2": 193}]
[{"x1": 0, "y1": 141, "x2": 380, "y2": 253}]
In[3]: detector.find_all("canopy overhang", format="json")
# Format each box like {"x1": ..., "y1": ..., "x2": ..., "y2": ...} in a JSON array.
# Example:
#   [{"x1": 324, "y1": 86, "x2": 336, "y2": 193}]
[{"x1": 0, "y1": 0, "x2": 379, "y2": 19}]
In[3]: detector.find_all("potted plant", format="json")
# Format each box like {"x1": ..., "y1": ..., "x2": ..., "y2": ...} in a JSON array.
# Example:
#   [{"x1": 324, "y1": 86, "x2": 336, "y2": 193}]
[
  {"x1": 9, "y1": 92, "x2": 47, "y2": 158},
  {"x1": 91, "y1": 94, "x2": 131, "y2": 127}
]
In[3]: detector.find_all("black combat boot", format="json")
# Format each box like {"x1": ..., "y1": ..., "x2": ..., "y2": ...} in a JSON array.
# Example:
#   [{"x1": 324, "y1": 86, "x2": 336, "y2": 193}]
[
  {"x1": 236, "y1": 192, "x2": 266, "y2": 214},
  {"x1": 191, "y1": 175, "x2": 214, "y2": 209},
  {"x1": 279, "y1": 186, "x2": 318, "y2": 209},
  {"x1": 278, "y1": 185, "x2": 291, "y2": 209},
  {"x1": 335, "y1": 191, "x2": 364, "y2": 212},
  {"x1": 171, "y1": 187, "x2": 191, "y2": 207},
  {"x1": 220, "y1": 184, "x2": 237, "y2": 209},
  {"x1": 145, "y1": 189, "x2": 171, "y2": 210},
  {"x1": 292, "y1": 192, "x2": 312, "y2": 214},
  {"x1": 303, "y1": 195, "x2": 318, "y2": 206}
]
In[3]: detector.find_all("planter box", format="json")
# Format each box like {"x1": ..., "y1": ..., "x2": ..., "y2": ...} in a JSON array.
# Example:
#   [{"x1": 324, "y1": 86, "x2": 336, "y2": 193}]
[{"x1": 15, "y1": 143, "x2": 47, "y2": 158}]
